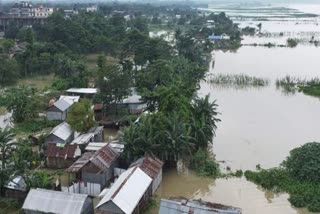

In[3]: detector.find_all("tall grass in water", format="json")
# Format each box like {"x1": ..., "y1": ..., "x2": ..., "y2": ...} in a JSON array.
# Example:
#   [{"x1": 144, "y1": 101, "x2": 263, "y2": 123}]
[
  {"x1": 276, "y1": 76, "x2": 320, "y2": 97},
  {"x1": 208, "y1": 74, "x2": 270, "y2": 88}
]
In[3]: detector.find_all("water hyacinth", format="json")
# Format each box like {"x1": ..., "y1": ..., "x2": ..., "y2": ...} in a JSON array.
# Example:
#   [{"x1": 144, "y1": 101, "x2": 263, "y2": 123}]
[{"x1": 208, "y1": 73, "x2": 270, "y2": 88}]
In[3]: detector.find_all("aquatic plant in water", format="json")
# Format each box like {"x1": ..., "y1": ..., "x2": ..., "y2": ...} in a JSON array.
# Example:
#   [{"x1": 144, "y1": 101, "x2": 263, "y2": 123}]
[
  {"x1": 208, "y1": 73, "x2": 269, "y2": 89},
  {"x1": 276, "y1": 76, "x2": 320, "y2": 97},
  {"x1": 245, "y1": 142, "x2": 320, "y2": 212}
]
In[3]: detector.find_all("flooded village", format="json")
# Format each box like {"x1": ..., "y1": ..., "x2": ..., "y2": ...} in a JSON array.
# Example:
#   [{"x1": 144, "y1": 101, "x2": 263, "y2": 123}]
[{"x1": 1, "y1": 1, "x2": 320, "y2": 214}]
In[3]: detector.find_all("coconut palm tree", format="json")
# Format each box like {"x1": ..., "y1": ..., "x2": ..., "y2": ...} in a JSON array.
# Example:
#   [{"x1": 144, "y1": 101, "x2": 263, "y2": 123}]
[{"x1": 0, "y1": 127, "x2": 15, "y2": 170}]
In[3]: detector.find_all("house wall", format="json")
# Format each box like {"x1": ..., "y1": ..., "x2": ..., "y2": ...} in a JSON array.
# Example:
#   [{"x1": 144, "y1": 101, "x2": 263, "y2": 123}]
[
  {"x1": 45, "y1": 133, "x2": 74, "y2": 145},
  {"x1": 152, "y1": 169, "x2": 162, "y2": 195},
  {"x1": 98, "y1": 201, "x2": 124, "y2": 214},
  {"x1": 47, "y1": 106, "x2": 66, "y2": 121},
  {"x1": 81, "y1": 197, "x2": 94, "y2": 214},
  {"x1": 47, "y1": 157, "x2": 77, "y2": 169}
]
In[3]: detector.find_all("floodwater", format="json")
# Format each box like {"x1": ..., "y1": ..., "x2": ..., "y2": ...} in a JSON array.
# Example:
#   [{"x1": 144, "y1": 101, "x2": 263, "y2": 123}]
[{"x1": 150, "y1": 4, "x2": 320, "y2": 214}]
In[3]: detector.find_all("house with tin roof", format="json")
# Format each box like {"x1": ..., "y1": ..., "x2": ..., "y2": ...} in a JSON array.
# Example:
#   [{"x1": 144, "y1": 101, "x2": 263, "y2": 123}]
[
  {"x1": 130, "y1": 156, "x2": 163, "y2": 194},
  {"x1": 45, "y1": 122, "x2": 74, "y2": 145},
  {"x1": 65, "y1": 144, "x2": 119, "y2": 189},
  {"x1": 159, "y1": 197, "x2": 242, "y2": 214},
  {"x1": 47, "y1": 96, "x2": 79, "y2": 121},
  {"x1": 22, "y1": 188, "x2": 93, "y2": 214},
  {"x1": 46, "y1": 143, "x2": 81, "y2": 169},
  {"x1": 95, "y1": 166, "x2": 152, "y2": 214}
]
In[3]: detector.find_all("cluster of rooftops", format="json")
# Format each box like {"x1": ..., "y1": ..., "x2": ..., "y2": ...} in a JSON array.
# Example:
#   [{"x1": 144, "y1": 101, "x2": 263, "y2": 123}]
[{"x1": 6, "y1": 87, "x2": 241, "y2": 214}]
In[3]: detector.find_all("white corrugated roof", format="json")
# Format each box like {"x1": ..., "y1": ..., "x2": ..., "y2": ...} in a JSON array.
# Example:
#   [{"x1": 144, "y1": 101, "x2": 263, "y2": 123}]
[
  {"x1": 71, "y1": 133, "x2": 94, "y2": 145},
  {"x1": 85, "y1": 142, "x2": 108, "y2": 151},
  {"x1": 96, "y1": 167, "x2": 152, "y2": 214},
  {"x1": 59, "y1": 96, "x2": 80, "y2": 104},
  {"x1": 54, "y1": 98, "x2": 72, "y2": 112},
  {"x1": 50, "y1": 122, "x2": 73, "y2": 141},
  {"x1": 22, "y1": 189, "x2": 89, "y2": 214},
  {"x1": 66, "y1": 88, "x2": 98, "y2": 94}
]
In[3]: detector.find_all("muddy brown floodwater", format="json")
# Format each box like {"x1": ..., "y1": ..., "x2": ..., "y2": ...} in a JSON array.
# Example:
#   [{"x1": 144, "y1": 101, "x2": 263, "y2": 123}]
[{"x1": 149, "y1": 45, "x2": 320, "y2": 214}]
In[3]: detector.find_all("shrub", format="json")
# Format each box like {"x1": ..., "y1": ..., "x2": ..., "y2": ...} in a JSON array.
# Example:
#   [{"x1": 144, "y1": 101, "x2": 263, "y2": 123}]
[
  {"x1": 287, "y1": 38, "x2": 298, "y2": 47},
  {"x1": 282, "y1": 142, "x2": 320, "y2": 182},
  {"x1": 190, "y1": 149, "x2": 220, "y2": 177}
]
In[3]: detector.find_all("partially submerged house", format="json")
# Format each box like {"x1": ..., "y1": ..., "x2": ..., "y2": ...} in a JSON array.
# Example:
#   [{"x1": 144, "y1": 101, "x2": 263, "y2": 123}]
[
  {"x1": 47, "y1": 96, "x2": 79, "y2": 121},
  {"x1": 130, "y1": 157, "x2": 164, "y2": 194},
  {"x1": 208, "y1": 33, "x2": 230, "y2": 41},
  {"x1": 66, "y1": 88, "x2": 98, "y2": 99},
  {"x1": 119, "y1": 89, "x2": 147, "y2": 114},
  {"x1": 46, "y1": 143, "x2": 81, "y2": 169},
  {"x1": 45, "y1": 122, "x2": 74, "y2": 145},
  {"x1": 22, "y1": 188, "x2": 94, "y2": 214},
  {"x1": 159, "y1": 197, "x2": 242, "y2": 214},
  {"x1": 88, "y1": 126, "x2": 104, "y2": 142},
  {"x1": 96, "y1": 166, "x2": 152, "y2": 214},
  {"x1": 65, "y1": 144, "x2": 119, "y2": 189}
]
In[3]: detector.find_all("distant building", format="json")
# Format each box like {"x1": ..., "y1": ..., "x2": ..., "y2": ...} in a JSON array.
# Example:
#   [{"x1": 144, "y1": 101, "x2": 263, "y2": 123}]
[
  {"x1": 208, "y1": 33, "x2": 230, "y2": 41},
  {"x1": 86, "y1": 5, "x2": 98, "y2": 13},
  {"x1": 45, "y1": 122, "x2": 74, "y2": 145},
  {"x1": 46, "y1": 143, "x2": 81, "y2": 169},
  {"x1": 85, "y1": 141, "x2": 124, "y2": 154},
  {"x1": 47, "y1": 96, "x2": 79, "y2": 121},
  {"x1": 66, "y1": 88, "x2": 98, "y2": 99},
  {"x1": 130, "y1": 157, "x2": 163, "y2": 194},
  {"x1": 117, "y1": 88, "x2": 147, "y2": 114},
  {"x1": 66, "y1": 144, "x2": 119, "y2": 189},
  {"x1": 96, "y1": 166, "x2": 152, "y2": 214},
  {"x1": 8, "y1": 1, "x2": 53, "y2": 18},
  {"x1": 159, "y1": 197, "x2": 242, "y2": 214},
  {"x1": 22, "y1": 188, "x2": 94, "y2": 214},
  {"x1": 5, "y1": 176, "x2": 28, "y2": 201}
]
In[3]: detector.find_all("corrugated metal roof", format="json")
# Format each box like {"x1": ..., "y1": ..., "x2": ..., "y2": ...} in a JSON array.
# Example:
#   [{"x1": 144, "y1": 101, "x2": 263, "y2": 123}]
[
  {"x1": 59, "y1": 96, "x2": 80, "y2": 104},
  {"x1": 22, "y1": 188, "x2": 89, "y2": 214},
  {"x1": 71, "y1": 133, "x2": 94, "y2": 145},
  {"x1": 5, "y1": 176, "x2": 26, "y2": 191},
  {"x1": 66, "y1": 144, "x2": 119, "y2": 173},
  {"x1": 85, "y1": 142, "x2": 124, "y2": 153},
  {"x1": 66, "y1": 88, "x2": 98, "y2": 94},
  {"x1": 88, "y1": 126, "x2": 104, "y2": 135},
  {"x1": 130, "y1": 157, "x2": 163, "y2": 179},
  {"x1": 96, "y1": 166, "x2": 152, "y2": 214},
  {"x1": 159, "y1": 198, "x2": 242, "y2": 214},
  {"x1": 46, "y1": 143, "x2": 81, "y2": 158},
  {"x1": 54, "y1": 98, "x2": 72, "y2": 112},
  {"x1": 50, "y1": 122, "x2": 73, "y2": 141}
]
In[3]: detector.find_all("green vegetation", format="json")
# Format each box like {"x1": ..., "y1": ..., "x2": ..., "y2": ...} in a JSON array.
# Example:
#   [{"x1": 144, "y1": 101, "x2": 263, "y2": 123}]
[
  {"x1": 208, "y1": 74, "x2": 269, "y2": 88},
  {"x1": 245, "y1": 142, "x2": 320, "y2": 212},
  {"x1": 287, "y1": 38, "x2": 298, "y2": 48},
  {"x1": 67, "y1": 99, "x2": 96, "y2": 132},
  {"x1": 276, "y1": 76, "x2": 320, "y2": 97},
  {"x1": 190, "y1": 149, "x2": 220, "y2": 177},
  {"x1": 0, "y1": 198, "x2": 20, "y2": 214},
  {"x1": 14, "y1": 119, "x2": 59, "y2": 134}
]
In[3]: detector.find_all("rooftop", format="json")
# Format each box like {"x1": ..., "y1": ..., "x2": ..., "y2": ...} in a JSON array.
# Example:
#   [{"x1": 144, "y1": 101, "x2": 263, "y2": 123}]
[
  {"x1": 49, "y1": 122, "x2": 73, "y2": 141},
  {"x1": 46, "y1": 143, "x2": 81, "y2": 158},
  {"x1": 71, "y1": 133, "x2": 94, "y2": 145},
  {"x1": 130, "y1": 157, "x2": 163, "y2": 179},
  {"x1": 66, "y1": 144, "x2": 119, "y2": 173},
  {"x1": 66, "y1": 88, "x2": 98, "y2": 94},
  {"x1": 159, "y1": 197, "x2": 242, "y2": 214},
  {"x1": 22, "y1": 188, "x2": 89, "y2": 214},
  {"x1": 96, "y1": 166, "x2": 152, "y2": 214},
  {"x1": 53, "y1": 98, "x2": 73, "y2": 112}
]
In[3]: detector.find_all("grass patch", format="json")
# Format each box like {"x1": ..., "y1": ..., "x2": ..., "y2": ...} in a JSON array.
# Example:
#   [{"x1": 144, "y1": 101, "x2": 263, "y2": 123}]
[
  {"x1": 0, "y1": 198, "x2": 21, "y2": 214},
  {"x1": 276, "y1": 76, "x2": 320, "y2": 97},
  {"x1": 208, "y1": 73, "x2": 269, "y2": 88},
  {"x1": 14, "y1": 118, "x2": 60, "y2": 135},
  {"x1": 17, "y1": 74, "x2": 57, "y2": 90}
]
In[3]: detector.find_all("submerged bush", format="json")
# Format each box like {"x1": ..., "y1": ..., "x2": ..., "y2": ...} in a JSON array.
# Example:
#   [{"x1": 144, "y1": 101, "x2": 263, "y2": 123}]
[
  {"x1": 287, "y1": 38, "x2": 298, "y2": 47},
  {"x1": 208, "y1": 74, "x2": 269, "y2": 88},
  {"x1": 190, "y1": 149, "x2": 220, "y2": 177},
  {"x1": 245, "y1": 142, "x2": 320, "y2": 212}
]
